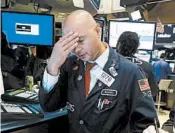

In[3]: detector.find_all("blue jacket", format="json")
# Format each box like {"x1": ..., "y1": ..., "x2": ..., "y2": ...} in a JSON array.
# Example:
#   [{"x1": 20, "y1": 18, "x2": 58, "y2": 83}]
[
  {"x1": 153, "y1": 60, "x2": 172, "y2": 83},
  {"x1": 40, "y1": 47, "x2": 157, "y2": 133}
]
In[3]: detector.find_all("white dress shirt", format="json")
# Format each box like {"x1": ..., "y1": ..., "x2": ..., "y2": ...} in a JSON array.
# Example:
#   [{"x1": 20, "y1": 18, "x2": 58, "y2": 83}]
[{"x1": 43, "y1": 45, "x2": 109, "y2": 94}]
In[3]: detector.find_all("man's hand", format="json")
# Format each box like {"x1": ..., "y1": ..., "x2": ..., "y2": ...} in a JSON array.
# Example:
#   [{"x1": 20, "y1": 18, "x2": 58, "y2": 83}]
[
  {"x1": 47, "y1": 31, "x2": 79, "y2": 76},
  {"x1": 143, "y1": 125, "x2": 169, "y2": 133}
]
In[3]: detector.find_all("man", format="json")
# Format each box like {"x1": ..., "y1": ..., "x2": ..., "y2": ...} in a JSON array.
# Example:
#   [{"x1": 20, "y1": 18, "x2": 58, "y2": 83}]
[
  {"x1": 39, "y1": 10, "x2": 157, "y2": 133},
  {"x1": 161, "y1": 97, "x2": 175, "y2": 133},
  {"x1": 116, "y1": 31, "x2": 159, "y2": 97},
  {"x1": 153, "y1": 53, "x2": 172, "y2": 84},
  {"x1": 25, "y1": 46, "x2": 52, "y2": 84},
  {"x1": 1, "y1": 32, "x2": 24, "y2": 90},
  {"x1": 143, "y1": 97, "x2": 175, "y2": 133}
]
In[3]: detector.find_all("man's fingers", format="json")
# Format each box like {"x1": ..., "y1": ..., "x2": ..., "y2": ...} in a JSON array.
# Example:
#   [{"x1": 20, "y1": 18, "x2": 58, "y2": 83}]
[
  {"x1": 65, "y1": 42, "x2": 78, "y2": 54},
  {"x1": 54, "y1": 32, "x2": 78, "y2": 49},
  {"x1": 61, "y1": 32, "x2": 79, "y2": 46},
  {"x1": 63, "y1": 37, "x2": 79, "y2": 51},
  {"x1": 54, "y1": 31, "x2": 74, "y2": 46},
  {"x1": 60, "y1": 31, "x2": 74, "y2": 41}
]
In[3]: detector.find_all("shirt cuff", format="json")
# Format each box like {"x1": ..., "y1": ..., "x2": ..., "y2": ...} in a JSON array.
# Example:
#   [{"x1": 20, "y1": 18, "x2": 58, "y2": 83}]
[{"x1": 42, "y1": 68, "x2": 60, "y2": 92}]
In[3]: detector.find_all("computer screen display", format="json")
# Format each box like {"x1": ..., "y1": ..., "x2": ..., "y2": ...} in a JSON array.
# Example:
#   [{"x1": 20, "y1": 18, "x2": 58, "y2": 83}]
[
  {"x1": 169, "y1": 62, "x2": 175, "y2": 72},
  {"x1": 134, "y1": 50, "x2": 152, "y2": 62},
  {"x1": 156, "y1": 24, "x2": 175, "y2": 44},
  {"x1": 108, "y1": 21, "x2": 156, "y2": 50},
  {"x1": 1, "y1": 11, "x2": 54, "y2": 46}
]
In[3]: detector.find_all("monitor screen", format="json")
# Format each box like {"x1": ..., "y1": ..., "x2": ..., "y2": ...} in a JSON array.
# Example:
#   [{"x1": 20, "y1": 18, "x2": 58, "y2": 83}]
[
  {"x1": 134, "y1": 50, "x2": 152, "y2": 62},
  {"x1": 108, "y1": 21, "x2": 156, "y2": 50},
  {"x1": 1, "y1": 11, "x2": 54, "y2": 46},
  {"x1": 95, "y1": 19, "x2": 104, "y2": 41},
  {"x1": 169, "y1": 62, "x2": 175, "y2": 72},
  {"x1": 156, "y1": 24, "x2": 175, "y2": 44}
]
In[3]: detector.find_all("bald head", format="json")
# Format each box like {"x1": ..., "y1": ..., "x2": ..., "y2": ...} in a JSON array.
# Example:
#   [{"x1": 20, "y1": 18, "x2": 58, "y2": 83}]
[{"x1": 63, "y1": 10, "x2": 96, "y2": 34}]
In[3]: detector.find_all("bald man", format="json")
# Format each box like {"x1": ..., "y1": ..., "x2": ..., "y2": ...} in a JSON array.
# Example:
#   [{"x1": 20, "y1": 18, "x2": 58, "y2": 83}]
[{"x1": 39, "y1": 10, "x2": 157, "y2": 133}]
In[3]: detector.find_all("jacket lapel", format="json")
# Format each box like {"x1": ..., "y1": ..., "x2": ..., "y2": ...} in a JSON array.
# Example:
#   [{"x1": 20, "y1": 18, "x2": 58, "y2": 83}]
[
  {"x1": 87, "y1": 47, "x2": 120, "y2": 99},
  {"x1": 72, "y1": 59, "x2": 86, "y2": 105}
]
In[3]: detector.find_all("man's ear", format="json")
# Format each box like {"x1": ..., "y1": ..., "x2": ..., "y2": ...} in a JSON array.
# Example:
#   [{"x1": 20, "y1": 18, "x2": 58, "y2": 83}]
[{"x1": 95, "y1": 24, "x2": 101, "y2": 38}]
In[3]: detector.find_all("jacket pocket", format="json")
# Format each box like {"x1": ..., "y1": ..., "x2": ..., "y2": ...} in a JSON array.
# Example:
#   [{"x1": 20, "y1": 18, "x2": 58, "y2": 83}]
[{"x1": 85, "y1": 95, "x2": 120, "y2": 127}]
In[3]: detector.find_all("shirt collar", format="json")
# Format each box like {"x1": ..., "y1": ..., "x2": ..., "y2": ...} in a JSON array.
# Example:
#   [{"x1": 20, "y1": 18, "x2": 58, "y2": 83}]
[
  {"x1": 85, "y1": 43, "x2": 109, "y2": 69},
  {"x1": 94, "y1": 43, "x2": 109, "y2": 69}
]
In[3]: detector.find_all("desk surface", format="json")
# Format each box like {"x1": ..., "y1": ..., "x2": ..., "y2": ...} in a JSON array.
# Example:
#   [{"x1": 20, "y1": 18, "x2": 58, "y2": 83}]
[{"x1": 1, "y1": 104, "x2": 67, "y2": 133}]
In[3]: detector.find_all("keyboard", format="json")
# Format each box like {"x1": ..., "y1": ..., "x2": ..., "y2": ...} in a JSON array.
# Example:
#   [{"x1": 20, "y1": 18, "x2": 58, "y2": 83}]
[
  {"x1": 1, "y1": 102, "x2": 43, "y2": 123},
  {"x1": 1, "y1": 94, "x2": 39, "y2": 104}
]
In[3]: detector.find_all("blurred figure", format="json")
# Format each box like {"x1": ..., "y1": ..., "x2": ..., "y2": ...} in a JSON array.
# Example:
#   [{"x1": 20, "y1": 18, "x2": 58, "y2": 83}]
[
  {"x1": 25, "y1": 46, "x2": 52, "y2": 84},
  {"x1": 1, "y1": 32, "x2": 23, "y2": 90},
  {"x1": 1, "y1": 32, "x2": 15, "y2": 59},
  {"x1": 161, "y1": 97, "x2": 175, "y2": 133},
  {"x1": 143, "y1": 97, "x2": 175, "y2": 133},
  {"x1": 116, "y1": 31, "x2": 159, "y2": 97},
  {"x1": 153, "y1": 53, "x2": 172, "y2": 84}
]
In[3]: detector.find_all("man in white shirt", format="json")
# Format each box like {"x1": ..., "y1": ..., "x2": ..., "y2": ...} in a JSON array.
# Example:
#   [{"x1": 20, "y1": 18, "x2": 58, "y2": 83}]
[{"x1": 39, "y1": 10, "x2": 157, "y2": 133}]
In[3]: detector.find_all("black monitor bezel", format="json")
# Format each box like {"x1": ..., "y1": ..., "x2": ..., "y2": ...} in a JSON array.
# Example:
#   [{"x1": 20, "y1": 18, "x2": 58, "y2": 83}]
[
  {"x1": 155, "y1": 23, "x2": 175, "y2": 44},
  {"x1": 1, "y1": 10, "x2": 55, "y2": 47},
  {"x1": 108, "y1": 20, "x2": 157, "y2": 51}
]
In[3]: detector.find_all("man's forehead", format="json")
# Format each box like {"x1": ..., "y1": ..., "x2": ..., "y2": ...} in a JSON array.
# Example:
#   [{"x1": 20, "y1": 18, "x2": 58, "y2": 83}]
[{"x1": 63, "y1": 27, "x2": 87, "y2": 36}]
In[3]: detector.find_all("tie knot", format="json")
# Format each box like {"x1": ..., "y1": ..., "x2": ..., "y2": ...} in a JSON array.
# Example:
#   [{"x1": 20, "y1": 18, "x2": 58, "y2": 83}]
[{"x1": 86, "y1": 62, "x2": 96, "y2": 71}]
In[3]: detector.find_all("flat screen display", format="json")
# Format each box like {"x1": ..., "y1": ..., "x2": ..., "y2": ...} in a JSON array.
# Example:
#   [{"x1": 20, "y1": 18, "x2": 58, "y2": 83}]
[
  {"x1": 1, "y1": 11, "x2": 54, "y2": 46},
  {"x1": 108, "y1": 21, "x2": 156, "y2": 50},
  {"x1": 156, "y1": 24, "x2": 175, "y2": 44}
]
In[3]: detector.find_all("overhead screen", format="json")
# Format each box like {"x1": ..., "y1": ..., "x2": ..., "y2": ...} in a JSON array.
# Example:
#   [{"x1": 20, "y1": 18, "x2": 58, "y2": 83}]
[
  {"x1": 1, "y1": 11, "x2": 54, "y2": 46},
  {"x1": 109, "y1": 21, "x2": 156, "y2": 50},
  {"x1": 156, "y1": 24, "x2": 175, "y2": 44}
]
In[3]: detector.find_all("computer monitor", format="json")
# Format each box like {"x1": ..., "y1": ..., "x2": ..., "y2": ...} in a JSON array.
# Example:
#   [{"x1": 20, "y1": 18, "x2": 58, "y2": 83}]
[
  {"x1": 95, "y1": 19, "x2": 104, "y2": 41},
  {"x1": 169, "y1": 62, "x2": 175, "y2": 72},
  {"x1": 156, "y1": 24, "x2": 175, "y2": 44},
  {"x1": 108, "y1": 20, "x2": 156, "y2": 50},
  {"x1": 135, "y1": 50, "x2": 152, "y2": 62},
  {"x1": 1, "y1": 11, "x2": 54, "y2": 46}
]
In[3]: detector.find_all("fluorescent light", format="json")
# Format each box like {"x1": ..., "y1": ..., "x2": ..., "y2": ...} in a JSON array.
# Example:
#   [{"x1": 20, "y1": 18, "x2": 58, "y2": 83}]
[
  {"x1": 73, "y1": 0, "x2": 84, "y2": 8},
  {"x1": 131, "y1": 10, "x2": 142, "y2": 20}
]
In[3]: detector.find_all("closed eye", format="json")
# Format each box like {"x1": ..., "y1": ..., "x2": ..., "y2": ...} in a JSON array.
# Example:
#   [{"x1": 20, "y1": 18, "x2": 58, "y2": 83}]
[{"x1": 78, "y1": 40, "x2": 84, "y2": 43}]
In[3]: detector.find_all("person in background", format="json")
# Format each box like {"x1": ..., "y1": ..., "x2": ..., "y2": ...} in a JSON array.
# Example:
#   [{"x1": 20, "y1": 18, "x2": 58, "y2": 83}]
[
  {"x1": 143, "y1": 97, "x2": 175, "y2": 133},
  {"x1": 1, "y1": 32, "x2": 15, "y2": 59},
  {"x1": 153, "y1": 53, "x2": 172, "y2": 84},
  {"x1": 25, "y1": 46, "x2": 52, "y2": 84},
  {"x1": 116, "y1": 31, "x2": 159, "y2": 97},
  {"x1": 1, "y1": 32, "x2": 23, "y2": 90},
  {"x1": 39, "y1": 10, "x2": 157, "y2": 133},
  {"x1": 161, "y1": 97, "x2": 175, "y2": 133}
]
